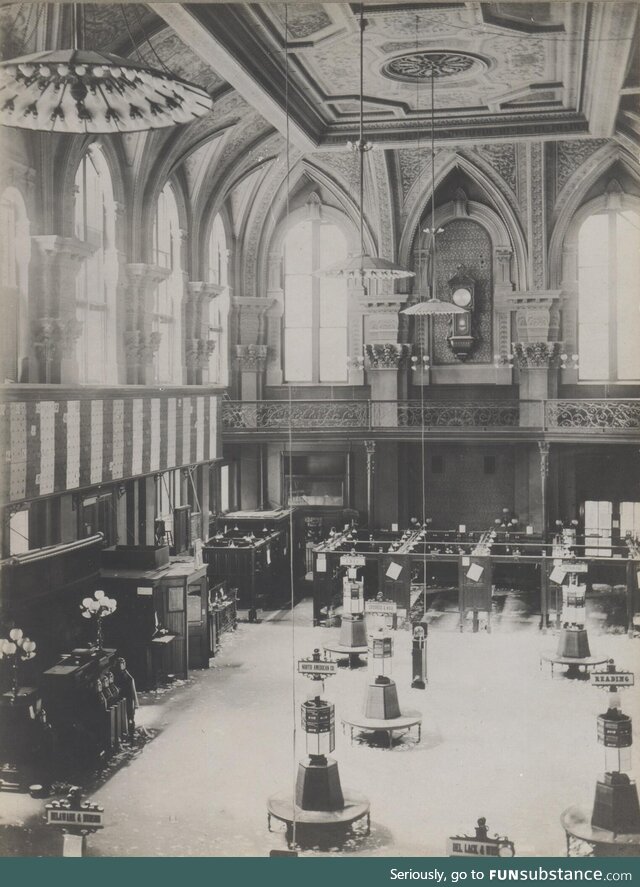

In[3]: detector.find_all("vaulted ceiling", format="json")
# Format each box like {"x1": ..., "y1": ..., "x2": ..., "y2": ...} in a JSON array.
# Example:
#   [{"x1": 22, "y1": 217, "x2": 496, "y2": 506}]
[{"x1": 0, "y1": 1, "x2": 637, "y2": 270}]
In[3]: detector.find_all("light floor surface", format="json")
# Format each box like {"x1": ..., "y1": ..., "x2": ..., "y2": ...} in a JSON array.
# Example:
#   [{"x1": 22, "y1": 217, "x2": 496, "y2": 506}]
[{"x1": 3, "y1": 599, "x2": 640, "y2": 857}]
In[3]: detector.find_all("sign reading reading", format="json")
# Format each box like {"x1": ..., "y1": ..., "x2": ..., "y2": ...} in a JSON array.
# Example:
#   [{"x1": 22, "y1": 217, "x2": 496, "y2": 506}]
[{"x1": 591, "y1": 671, "x2": 634, "y2": 687}]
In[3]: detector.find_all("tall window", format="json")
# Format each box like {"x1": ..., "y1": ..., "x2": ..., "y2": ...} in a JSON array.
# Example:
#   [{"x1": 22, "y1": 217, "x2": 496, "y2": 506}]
[
  {"x1": 153, "y1": 182, "x2": 183, "y2": 384},
  {"x1": 207, "y1": 213, "x2": 228, "y2": 385},
  {"x1": 620, "y1": 502, "x2": 640, "y2": 539},
  {"x1": 74, "y1": 147, "x2": 117, "y2": 383},
  {"x1": 0, "y1": 187, "x2": 30, "y2": 382},
  {"x1": 578, "y1": 207, "x2": 640, "y2": 380},
  {"x1": 584, "y1": 500, "x2": 612, "y2": 557},
  {"x1": 283, "y1": 218, "x2": 348, "y2": 383}
]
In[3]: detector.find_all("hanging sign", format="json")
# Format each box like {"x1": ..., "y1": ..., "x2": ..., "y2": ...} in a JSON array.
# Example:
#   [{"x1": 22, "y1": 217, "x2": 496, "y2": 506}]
[
  {"x1": 466, "y1": 563, "x2": 484, "y2": 582},
  {"x1": 340, "y1": 554, "x2": 366, "y2": 567},
  {"x1": 386, "y1": 561, "x2": 403, "y2": 580}
]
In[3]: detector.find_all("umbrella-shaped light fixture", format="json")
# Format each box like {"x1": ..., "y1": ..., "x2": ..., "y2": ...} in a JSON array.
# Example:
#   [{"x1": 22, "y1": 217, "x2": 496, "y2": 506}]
[
  {"x1": 315, "y1": 4, "x2": 413, "y2": 283},
  {"x1": 0, "y1": 5, "x2": 213, "y2": 134},
  {"x1": 401, "y1": 57, "x2": 466, "y2": 317}
]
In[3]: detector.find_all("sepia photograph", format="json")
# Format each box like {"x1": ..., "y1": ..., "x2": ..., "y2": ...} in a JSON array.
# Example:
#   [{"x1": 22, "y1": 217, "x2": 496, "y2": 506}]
[{"x1": 0, "y1": 0, "x2": 639, "y2": 861}]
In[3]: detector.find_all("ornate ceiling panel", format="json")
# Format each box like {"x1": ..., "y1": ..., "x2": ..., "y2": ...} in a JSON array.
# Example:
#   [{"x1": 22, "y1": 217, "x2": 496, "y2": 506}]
[{"x1": 152, "y1": 2, "x2": 636, "y2": 149}]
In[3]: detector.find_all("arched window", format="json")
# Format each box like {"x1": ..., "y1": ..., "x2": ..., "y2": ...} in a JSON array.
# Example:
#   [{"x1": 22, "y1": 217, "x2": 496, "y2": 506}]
[
  {"x1": 207, "y1": 213, "x2": 228, "y2": 385},
  {"x1": 152, "y1": 182, "x2": 183, "y2": 384},
  {"x1": 74, "y1": 146, "x2": 117, "y2": 383},
  {"x1": 283, "y1": 217, "x2": 348, "y2": 383},
  {"x1": 0, "y1": 186, "x2": 30, "y2": 382},
  {"x1": 578, "y1": 205, "x2": 640, "y2": 381}
]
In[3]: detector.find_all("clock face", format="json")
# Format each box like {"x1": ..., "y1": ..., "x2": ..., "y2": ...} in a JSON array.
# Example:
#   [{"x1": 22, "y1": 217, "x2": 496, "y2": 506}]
[{"x1": 452, "y1": 287, "x2": 472, "y2": 308}]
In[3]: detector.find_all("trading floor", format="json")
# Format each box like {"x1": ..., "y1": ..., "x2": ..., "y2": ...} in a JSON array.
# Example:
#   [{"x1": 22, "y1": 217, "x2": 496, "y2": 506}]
[{"x1": 2, "y1": 599, "x2": 637, "y2": 858}]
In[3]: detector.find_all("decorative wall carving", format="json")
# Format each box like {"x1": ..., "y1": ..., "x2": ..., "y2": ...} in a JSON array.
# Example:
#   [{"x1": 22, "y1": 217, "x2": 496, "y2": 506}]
[
  {"x1": 426, "y1": 220, "x2": 493, "y2": 364},
  {"x1": 273, "y1": 4, "x2": 332, "y2": 39},
  {"x1": 555, "y1": 139, "x2": 609, "y2": 195},
  {"x1": 528, "y1": 142, "x2": 546, "y2": 290},
  {"x1": 476, "y1": 144, "x2": 517, "y2": 194}
]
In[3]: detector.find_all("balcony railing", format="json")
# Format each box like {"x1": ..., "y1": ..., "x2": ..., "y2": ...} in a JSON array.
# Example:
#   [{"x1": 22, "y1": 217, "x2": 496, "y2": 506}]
[
  {"x1": 545, "y1": 399, "x2": 640, "y2": 431},
  {"x1": 222, "y1": 398, "x2": 640, "y2": 433},
  {"x1": 222, "y1": 400, "x2": 520, "y2": 430}
]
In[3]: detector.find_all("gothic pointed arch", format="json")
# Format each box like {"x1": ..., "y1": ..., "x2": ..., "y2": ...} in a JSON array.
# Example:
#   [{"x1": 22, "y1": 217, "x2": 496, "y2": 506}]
[
  {"x1": 399, "y1": 152, "x2": 527, "y2": 291},
  {"x1": 548, "y1": 143, "x2": 640, "y2": 288}
]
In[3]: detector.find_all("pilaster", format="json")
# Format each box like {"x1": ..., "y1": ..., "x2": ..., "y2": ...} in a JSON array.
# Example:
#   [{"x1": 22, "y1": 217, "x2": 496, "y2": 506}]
[
  {"x1": 360, "y1": 291, "x2": 407, "y2": 397},
  {"x1": 124, "y1": 263, "x2": 170, "y2": 385},
  {"x1": 233, "y1": 297, "x2": 274, "y2": 400},
  {"x1": 30, "y1": 235, "x2": 94, "y2": 382},
  {"x1": 186, "y1": 281, "x2": 223, "y2": 384}
]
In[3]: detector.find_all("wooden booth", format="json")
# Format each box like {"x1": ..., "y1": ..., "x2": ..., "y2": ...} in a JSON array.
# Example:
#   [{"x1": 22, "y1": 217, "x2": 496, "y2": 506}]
[
  {"x1": 204, "y1": 509, "x2": 299, "y2": 613},
  {"x1": 100, "y1": 545, "x2": 209, "y2": 689}
]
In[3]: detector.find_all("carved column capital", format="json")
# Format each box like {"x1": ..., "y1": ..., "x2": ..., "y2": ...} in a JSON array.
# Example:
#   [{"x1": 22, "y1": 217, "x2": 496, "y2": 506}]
[
  {"x1": 363, "y1": 342, "x2": 412, "y2": 369},
  {"x1": 188, "y1": 281, "x2": 224, "y2": 304},
  {"x1": 235, "y1": 343, "x2": 268, "y2": 371},
  {"x1": 513, "y1": 341, "x2": 561, "y2": 368}
]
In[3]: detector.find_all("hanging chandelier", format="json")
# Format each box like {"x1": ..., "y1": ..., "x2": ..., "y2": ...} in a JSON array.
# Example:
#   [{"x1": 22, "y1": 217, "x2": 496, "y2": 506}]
[
  {"x1": 401, "y1": 53, "x2": 465, "y2": 317},
  {"x1": 315, "y1": 4, "x2": 412, "y2": 283},
  {"x1": 0, "y1": 5, "x2": 212, "y2": 134}
]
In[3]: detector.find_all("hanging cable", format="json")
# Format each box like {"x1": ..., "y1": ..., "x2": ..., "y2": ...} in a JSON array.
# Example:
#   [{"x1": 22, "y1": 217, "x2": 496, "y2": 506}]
[
  {"x1": 132, "y1": 3, "x2": 173, "y2": 76},
  {"x1": 358, "y1": 4, "x2": 365, "y2": 259},
  {"x1": 120, "y1": 4, "x2": 144, "y2": 65},
  {"x1": 415, "y1": 16, "x2": 429, "y2": 619},
  {"x1": 282, "y1": 3, "x2": 298, "y2": 851}
]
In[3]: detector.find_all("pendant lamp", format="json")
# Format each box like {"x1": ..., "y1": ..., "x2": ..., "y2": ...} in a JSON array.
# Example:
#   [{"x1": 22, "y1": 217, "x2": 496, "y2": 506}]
[
  {"x1": 0, "y1": 5, "x2": 212, "y2": 134},
  {"x1": 401, "y1": 60, "x2": 465, "y2": 316},
  {"x1": 315, "y1": 4, "x2": 413, "y2": 282}
]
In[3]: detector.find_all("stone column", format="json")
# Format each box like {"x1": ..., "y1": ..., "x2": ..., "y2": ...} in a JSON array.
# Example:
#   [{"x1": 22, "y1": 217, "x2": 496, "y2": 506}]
[
  {"x1": 30, "y1": 235, "x2": 93, "y2": 383},
  {"x1": 361, "y1": 294, "x2": 407, "y2": 420},
  {"x1": 124, "y1": 263, "x2": 170, "y2": 384},
  {"x1": 234, "y1": 297, "x2": 274, "y2": 400},
  {"x1": 363, "y1": 343, "x2": 412, "y2": 427},
  {"x1": 186, "y1": 281, "x2": 223, "y2": 385},
  {"x1": 265, "y1": 252, "x2": 284, "y2": 386},
  {"x1": 493, "y1": 247, "x2": 515, "y2": 384},
  {"x1": 364, "y1": 440, "x2": 376, "y2": 527},
  {"x1": 514, "y1": 340, "x2": 560, "y2": 427},
  {"x1": 235, "y1": 345, "x2": 268, "y2": 402},
  {"x1": 538, "y1": 441, "x2": 551, "y2": 537}
]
